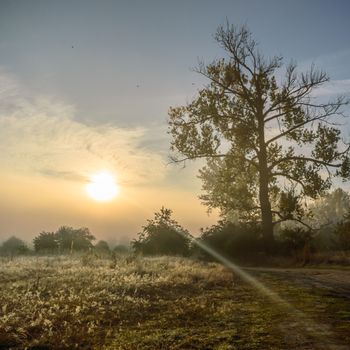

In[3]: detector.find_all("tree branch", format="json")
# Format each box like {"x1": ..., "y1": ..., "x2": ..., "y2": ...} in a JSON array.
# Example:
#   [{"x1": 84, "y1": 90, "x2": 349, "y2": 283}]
[
  {"x1": 270, "y1": 156, "x2": 342, "y2": 170},
  {"x1": 265, "y1": 105, "x2": 343, "y2": 146},
  {"x1": 271, "y1": 172, "x2": 308, "y2": 192},
  {"x1": 271, "y1": 210, "x2": 313, "y2": 230},
  {"x1": 169, "y1": 153, "x2": 259, "y2": 169}
]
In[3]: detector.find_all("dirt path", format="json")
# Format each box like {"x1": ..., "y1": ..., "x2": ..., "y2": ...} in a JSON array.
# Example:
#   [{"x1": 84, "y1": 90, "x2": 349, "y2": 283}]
[
  {"x1": 243, "y1": 267, "x2": 350, "y2": 350},
  {"x1": 245, "y1": 267, "x2": 350, "y2": 299}
]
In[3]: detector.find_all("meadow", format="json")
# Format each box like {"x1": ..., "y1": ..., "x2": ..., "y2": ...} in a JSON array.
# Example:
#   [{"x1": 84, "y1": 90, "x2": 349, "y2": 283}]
[{"x1": 0, "y1": 255, "x2": 349, "y2": 350}]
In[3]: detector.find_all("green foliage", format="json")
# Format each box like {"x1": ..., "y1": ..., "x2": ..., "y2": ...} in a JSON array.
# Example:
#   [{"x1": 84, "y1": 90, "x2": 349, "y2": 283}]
[
  {"x1": 33, "y1": 232, "x2": 58, "y2": 253},
  {"x1": 278, "y1": 227, "x2": 313, "y2": 254},
  {"x1": 334, "y1": 212, "x2": 350, "y2": 250},
  {"x1": 55, "y1": 226, "x2": 95, "y2": 252},
  {"x1": 293, "y1": 188, "x2": 350, "y2": 251},
  {"x1": 197, "y1": 221, "x2": 263, "y2": 259},
  {"x1": 308, "y1": 188, "x2": 350, "y2": 227},
  {"x1": 0, "y1": 236, "x2": 29, "y2": 256},
  {"x1": 278, "y1": 190, "x2": 304, "y2": 221},
  {"x1": 198, "y1": 157, "x2": 259, "y2": 221},
  {"x1": 132, "y1": 207, "x2": 191, "y2": 256},
  {"x1": 32, "y1": 226, "x2": 95, "y2": 254}
]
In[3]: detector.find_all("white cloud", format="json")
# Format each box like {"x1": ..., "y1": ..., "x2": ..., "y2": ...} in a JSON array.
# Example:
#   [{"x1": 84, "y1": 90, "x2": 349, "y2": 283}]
[{"x1": 0, "y1": 72, "x2": 167, "y2": 187}]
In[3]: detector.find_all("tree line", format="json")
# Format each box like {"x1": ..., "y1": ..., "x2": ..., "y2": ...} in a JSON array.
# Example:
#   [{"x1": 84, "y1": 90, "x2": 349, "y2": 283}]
[
  {"x1": 0, "y1": 226, "x2": 128, "y2": 257},
  {"x1": 132, "y1": 191, "x2": 350, "y2": 263},
  {"x1": 2, "y1": 188, "x2": 350, "y2": 263}
]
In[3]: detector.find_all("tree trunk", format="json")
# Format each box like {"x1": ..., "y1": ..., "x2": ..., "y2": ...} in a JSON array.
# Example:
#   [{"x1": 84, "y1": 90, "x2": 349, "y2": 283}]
[
  {"x1": 256, "y1": 84, "x2": 274, "y2": 250},
  {"x1": 258, "y1": 164, "x2": 274, "y2": 249}
]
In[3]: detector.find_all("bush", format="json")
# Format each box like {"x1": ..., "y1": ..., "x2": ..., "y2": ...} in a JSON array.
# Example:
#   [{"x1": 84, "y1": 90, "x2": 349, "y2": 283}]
[
  {"x1": 334, "y1": 214, "x2": 350, "y2": 250},
  {"x1": 0, "y1": 236, "x2": 29, "y2": 257},
  {"x1": 278, "y1": 227, "x2": 313, "y2": 254},
  {"x1": 196, "y1": 221, "x2": 263, "y2": 260},
  {"x1": 132, "y1": 207, "x2": 191, "y2": 256}
]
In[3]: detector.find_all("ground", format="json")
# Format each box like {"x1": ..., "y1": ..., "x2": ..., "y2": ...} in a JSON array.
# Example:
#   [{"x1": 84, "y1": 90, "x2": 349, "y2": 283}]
[{"x1": 0, "y1": 255, "x2": 349, "y2": 349}]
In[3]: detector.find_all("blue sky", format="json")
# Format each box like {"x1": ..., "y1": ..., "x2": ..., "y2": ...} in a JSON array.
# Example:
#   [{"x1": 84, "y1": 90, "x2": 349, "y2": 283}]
[
  {"x1": 1, "y1": 0, "x2": 349, "y2": 126},
  {"x1": 0, "y1": 0, "x2": 350, "y2": 241}
]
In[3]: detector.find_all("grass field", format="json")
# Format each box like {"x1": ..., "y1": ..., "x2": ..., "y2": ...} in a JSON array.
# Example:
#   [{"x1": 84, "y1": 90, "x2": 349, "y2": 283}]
[{"x1": 0, "y1": 255, "x2": 349, "y2": 349}]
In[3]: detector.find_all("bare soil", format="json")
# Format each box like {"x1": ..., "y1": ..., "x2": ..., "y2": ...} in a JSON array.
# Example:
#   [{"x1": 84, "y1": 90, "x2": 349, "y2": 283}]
[{"x1": 247, "y1": 267, "x2": 350, "y2": 299}]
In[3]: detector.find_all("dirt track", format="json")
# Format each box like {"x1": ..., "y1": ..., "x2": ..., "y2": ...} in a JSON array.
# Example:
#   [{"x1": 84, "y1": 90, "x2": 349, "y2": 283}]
[{"x1": 246, "y1": 267, "x2": 350, "y2": 298}]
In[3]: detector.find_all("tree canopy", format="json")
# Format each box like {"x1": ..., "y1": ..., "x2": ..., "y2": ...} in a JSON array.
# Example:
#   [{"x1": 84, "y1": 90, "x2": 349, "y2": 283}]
[
  {"x1": 56, "y1": 226, "x2": 95, "y2": 252},
  {"x1": 33, "y1": 232, "x2": 58, "y2": 253},
  {"x1": 169, "y1": 22, "x2": 349, "y2": 246}
]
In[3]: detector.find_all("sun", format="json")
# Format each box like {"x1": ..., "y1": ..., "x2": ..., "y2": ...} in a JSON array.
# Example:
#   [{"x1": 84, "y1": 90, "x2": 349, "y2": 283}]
[{"x1": 86, "y1": 172, "x2": 120, "y2": 202}]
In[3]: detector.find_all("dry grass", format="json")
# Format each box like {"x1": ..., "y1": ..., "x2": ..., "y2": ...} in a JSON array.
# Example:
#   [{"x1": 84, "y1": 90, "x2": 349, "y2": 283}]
[{"x1": 0, "y1": 255, "x2": 349, "y2": 349}]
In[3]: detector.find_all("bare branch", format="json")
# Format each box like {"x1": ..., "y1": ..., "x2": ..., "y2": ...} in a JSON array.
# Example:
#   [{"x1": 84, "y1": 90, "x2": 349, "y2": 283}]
[{"x1": 168, "y1": 153, "x2": 227, "y2": 166}]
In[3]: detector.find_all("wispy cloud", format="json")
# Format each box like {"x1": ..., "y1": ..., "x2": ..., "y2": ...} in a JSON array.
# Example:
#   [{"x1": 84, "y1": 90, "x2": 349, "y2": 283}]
[{"x1": 0, "y1": 71, "x2": 167, "y2": 187}]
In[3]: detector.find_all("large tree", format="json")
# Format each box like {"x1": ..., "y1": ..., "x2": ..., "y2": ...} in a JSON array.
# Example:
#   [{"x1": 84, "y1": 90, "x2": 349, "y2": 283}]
[{"x1": 168, "y1": 23, "x2": 350, "y2": 246}]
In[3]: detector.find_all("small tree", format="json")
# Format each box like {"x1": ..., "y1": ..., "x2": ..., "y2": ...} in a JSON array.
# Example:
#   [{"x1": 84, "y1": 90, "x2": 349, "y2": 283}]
[
  {"x1": 169, "y1": 22, "x2": 349, "y2": 248},
  {"x1": 1, "y1": 236, "x2": 29, "y2": 256},
  {"x1": 33, "y1": 232, "x2": 58, "y2": 253},
  {"x1": 132, "y1": 207, "x2": 191, "y2": 256},
  {"x1": 73, "y1": 227, "x2": 96, "y2": 251},
  {"x1": 56, "y1": 226, "x2": 95, "y2": 253}
]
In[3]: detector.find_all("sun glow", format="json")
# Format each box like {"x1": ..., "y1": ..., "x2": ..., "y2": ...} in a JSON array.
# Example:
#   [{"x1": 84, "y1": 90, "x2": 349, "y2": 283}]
[{"x1": 86, "y1": 172, "x2": 119, "y2": 202}]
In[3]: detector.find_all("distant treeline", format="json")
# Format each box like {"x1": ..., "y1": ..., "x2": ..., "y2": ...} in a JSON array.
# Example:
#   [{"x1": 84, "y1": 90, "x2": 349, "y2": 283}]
[
  {"x1": 2, "y1": 189, "x2": 350, "y2": 265},
  {"x1": 0, "y1": 226, "x2": 129, "y2": 257}
]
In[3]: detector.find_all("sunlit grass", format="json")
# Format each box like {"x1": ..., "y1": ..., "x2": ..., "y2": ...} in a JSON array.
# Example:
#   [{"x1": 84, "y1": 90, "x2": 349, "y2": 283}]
[{"x1": 0, "y1": 255, "x2": 349, "y2": 349}]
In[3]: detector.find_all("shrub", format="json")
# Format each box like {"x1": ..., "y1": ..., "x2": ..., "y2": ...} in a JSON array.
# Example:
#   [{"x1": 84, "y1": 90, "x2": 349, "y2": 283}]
[
  {"x1": 334, "y1": 213, "x2": 350, "y2": 250},
  {"x1": 132, "y1": 207, "x2": 191, "y2": 256},
  {"x1": 278, "y1": 227, "x2": 313, "y2": 254},
  {"x1": 196, "y1": 221, "x2": 263, "y2": 260},
  {"x1": 1, "y1": 236, "x2": 29, "y2": 256}
]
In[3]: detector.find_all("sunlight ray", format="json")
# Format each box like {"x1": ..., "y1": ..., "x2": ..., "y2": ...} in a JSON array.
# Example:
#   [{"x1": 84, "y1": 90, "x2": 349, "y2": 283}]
[{"x1": 184, "y1": 233, "x2": 336, "y2": 347}]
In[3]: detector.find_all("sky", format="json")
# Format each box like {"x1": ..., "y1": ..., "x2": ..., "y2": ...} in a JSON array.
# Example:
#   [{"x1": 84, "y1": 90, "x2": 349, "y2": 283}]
[{"x1": 0, "y1": 0, "x2": 350, "y2": 244}]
